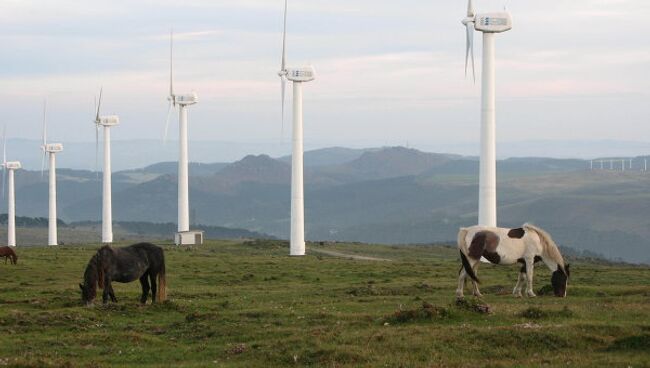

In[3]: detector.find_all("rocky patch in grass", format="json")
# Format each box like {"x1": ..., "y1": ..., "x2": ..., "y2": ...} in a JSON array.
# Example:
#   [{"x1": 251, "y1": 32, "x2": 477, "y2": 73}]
[
  {"x1": 454, "y1": 298, "x2": 492, "y2": 314},
  {"x1": 226, "y1": 343, "x2": 248, "y2": 355},
  {"x1": 519, "y1": 306, "x2": 574, "y2": 320},
  {"x1": 382, "y1": 302, "x2": 451, "y2": 324}
]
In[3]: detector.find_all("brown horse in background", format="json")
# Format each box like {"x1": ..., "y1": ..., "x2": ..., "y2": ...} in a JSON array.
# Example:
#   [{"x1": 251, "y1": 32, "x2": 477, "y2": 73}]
[{"x1": 0, "y1": 246, "x2": 17, "y2": 265}]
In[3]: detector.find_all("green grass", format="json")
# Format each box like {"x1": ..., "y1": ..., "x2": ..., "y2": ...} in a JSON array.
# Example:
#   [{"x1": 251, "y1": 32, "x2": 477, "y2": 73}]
[{"x1": 1, "y1": 240, "x2": 649, "y2": 367}]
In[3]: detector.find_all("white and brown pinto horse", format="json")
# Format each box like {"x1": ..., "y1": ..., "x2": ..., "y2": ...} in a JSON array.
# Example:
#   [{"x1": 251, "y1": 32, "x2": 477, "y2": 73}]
[{"x1": 456, "y1": 223, "x2": 570, "y2": 298}]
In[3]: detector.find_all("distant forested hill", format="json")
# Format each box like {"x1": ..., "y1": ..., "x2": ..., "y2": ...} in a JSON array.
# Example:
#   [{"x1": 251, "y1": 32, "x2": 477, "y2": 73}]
[{"x1": 4, "y1": 146, "x2": 649, "y2": 263}]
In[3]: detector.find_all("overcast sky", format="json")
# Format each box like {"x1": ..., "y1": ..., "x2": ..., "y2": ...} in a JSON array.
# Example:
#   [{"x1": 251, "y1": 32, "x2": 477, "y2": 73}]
[{"x1": 1, "y1": 0, "x2": 649, "y2": 155}]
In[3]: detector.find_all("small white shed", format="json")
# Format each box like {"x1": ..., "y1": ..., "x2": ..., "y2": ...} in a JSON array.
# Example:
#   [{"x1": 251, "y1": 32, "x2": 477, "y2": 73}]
[{"x1": 175, "y1": 230, "x2": 204, "y2": 245}]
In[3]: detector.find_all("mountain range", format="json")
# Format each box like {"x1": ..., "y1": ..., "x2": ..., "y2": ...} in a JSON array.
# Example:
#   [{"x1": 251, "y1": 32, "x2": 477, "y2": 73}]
[
  {"x1": 6, "y1": 138, "x2": 650, "y2": 171},
  {"x1": 4, "y1": 146, "x2": 650, "y2": 263}
]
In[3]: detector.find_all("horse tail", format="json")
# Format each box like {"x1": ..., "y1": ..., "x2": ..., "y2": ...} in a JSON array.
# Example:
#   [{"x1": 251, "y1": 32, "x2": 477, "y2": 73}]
[
  {"x1": 458, "y1": 228, "x2": 480, "y2": 283},
  {"x1": 460, "y1": 251, "x2": 480, "y2": 284},
  {"x1": 523, "y1": 223, "x2": 566, "y2": 274},
  {"x1": 156, "y1": 249, "x2": 167, "y2": 302}
]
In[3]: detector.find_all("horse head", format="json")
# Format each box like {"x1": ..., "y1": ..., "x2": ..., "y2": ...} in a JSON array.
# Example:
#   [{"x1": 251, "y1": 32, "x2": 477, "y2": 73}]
[
  {"x1": 79, "y1": 282, "x2": 96, "y2": 306},
  {"x1": 551, "y1": 264, "x2": 570, "y2": 297},
  {"x1": 80, "y1": 258, "x2": 101, "y2": 306}
]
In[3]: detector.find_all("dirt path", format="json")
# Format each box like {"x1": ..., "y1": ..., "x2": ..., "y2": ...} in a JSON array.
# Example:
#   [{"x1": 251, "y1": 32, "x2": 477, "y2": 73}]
[{"x1": 309, "y1": 248, "x2": 391, "y2": 262}]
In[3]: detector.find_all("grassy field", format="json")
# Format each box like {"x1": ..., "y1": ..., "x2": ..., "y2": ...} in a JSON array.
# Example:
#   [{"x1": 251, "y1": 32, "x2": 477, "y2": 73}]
[{"x1": 0, "y1": 240, "x2": 649, "y2": 367}]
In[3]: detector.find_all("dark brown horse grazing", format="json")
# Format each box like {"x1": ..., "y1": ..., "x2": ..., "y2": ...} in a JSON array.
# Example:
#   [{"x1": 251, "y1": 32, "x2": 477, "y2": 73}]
[
  {"x1": 79, "y1": 243, "x2": 166, "y2": 306},
  {"x1": 0, "y1": 246, "x2": 18, "y2": 265}
]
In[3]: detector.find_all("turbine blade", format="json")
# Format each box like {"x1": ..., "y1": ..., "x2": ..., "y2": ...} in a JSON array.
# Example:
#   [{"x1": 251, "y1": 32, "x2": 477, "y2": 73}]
[
  {"x1": 95, "y1": 124, "x2": 100, "y2": 178},
  {"x1": 467, "y1": 0, "x2": 474, "y2": 17},
  {"x1": 96, "y1": 87, "x2": 103, "y2": 121},
  {"x1": 281, "y1": 76, "x2": 286, "y2": 137},
  {"x1": 468, "y1": 24, "x2": 476, "y2": 82},
  {"x1": 2, "y1": 125, "x2": 5, "y2": 164},
  {"x1": 41, "y1": 152, "x2": 46, "y2": 179},
  {"x1": 42, "y1": 98, "x2": 47, "y2": 146},
  {"x1": 164, "y1": 102, "x2": 174, "y2": 143},
  {"x1": 464, "y1": 23, "x2": 476, "y2": 83},
  {"x1": 170, "y1": 29, "x2": 174, "y2": 98},
  {"x1": 41, "y1": 99, "x2": 47, "y2": 180},
  {"x1": 464, "y1": 25, "x2": 470, "y2": 77},
  {"x1": 2, "y1": 126, "x2": 6, "y2": 198},
  {"x1": 470, "y1": 32, "x2": 475, "y2": 83},
  {"x1": 281, "y1": 0, "x2": 288, "y2": 72}
]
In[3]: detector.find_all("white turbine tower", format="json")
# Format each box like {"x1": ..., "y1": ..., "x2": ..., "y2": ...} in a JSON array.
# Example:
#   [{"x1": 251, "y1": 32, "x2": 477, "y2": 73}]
[
  {"x1": 93, "y1": 88, "x2": 120, "y2": 244},
  {"x1": 41, "y1": 100, "x2": 63, "y2": 246},
  {"x1": 278, "y1": 0, "x2": 316, "y2": 256},
  {"x1": 164, "y1": 30, "x2": 202, "y2": 246},
  {"x1": 462, "y1": 0, "x2": 512, "y2": 227},
  {"x1": 2, "y1": 128, "x2": 21, "y2": 247}
]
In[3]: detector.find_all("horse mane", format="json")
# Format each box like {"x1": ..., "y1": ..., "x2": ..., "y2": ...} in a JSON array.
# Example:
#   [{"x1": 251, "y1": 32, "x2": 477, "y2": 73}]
[
  {"x1": 84, "y1": 252, "x2": 105, "y2": 293},
  {"x1": 97, "y1": 256, "x2": 105, "y2": 289},
  {"x1": 523, "y1": 223, "x2": 565, "y2": 271}
]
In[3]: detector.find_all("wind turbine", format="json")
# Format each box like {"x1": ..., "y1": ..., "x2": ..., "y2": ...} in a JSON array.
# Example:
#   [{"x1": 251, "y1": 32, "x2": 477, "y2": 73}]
[
  {"x1": 462, "y1": 0, "x2": 512, "y2": 227},
  {"x1": 93, "y1": 88, "x2": 120, "y2": 244},
  {"x1": 2, "y1": 127, "x2": 21, "y2": 247},
  {"x1": 278, "y1": 0, "x2": 316, "y2": 256},
  {"x1": 164, "y1": 30, "x2": 202, "y2": 245},
  {"x1": 41, "y1": 100, "x2": 64, "y2": 246}
]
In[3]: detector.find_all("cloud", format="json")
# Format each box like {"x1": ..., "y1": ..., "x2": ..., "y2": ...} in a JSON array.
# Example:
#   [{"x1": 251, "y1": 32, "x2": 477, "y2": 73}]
[{"x1": 0, "y1": 0, "x2": 648, "y2": 148}]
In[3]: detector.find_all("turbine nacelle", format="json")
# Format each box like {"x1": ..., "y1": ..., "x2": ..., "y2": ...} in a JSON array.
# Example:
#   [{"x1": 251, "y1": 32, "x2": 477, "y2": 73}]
[
  {"x1": 42, "y1": 143, "x2": 64, "y2": 153},
  {"x1": 286, "y1": 67, "x2": 316, "y2": 83},
  {"x1": 473, "y1": 12, "x2": 512, "y2": 33},
  {"x1": 3, "y1": 162, "x2": 21, "y2": 170},
  {"x1": 175, "y1": 92, "x2": 199, "y2": 106},
  {"x1": 97, "y1": 115, "x2": 120, "y2": 127}
]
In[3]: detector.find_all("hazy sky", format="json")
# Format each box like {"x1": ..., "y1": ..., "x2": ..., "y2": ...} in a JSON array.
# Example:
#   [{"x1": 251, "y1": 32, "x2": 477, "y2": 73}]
[{"x1": 1, "y1": 0, "x2": 649, "y2": 154}]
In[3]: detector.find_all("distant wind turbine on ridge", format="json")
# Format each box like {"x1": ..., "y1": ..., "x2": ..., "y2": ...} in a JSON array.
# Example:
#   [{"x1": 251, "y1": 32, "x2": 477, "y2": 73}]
[
  {"x1": 2, "y1": 127, "x2": 21, "y2": 247},
  {"x1": 278, "y1": 0, "x2": 316, "y2": 256},
  {"x1": 462, "y1": 0, "x2": 512, "y2": 227},
  {"x1": 164, "y1": 30, "x2": 203, "y2": 246},
  {"x1": 41, "y1": 100, "x2": 64, "y2": 246},
  {"x1": 93, "y1": 88, "x2": 120, "y2": 244}
]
